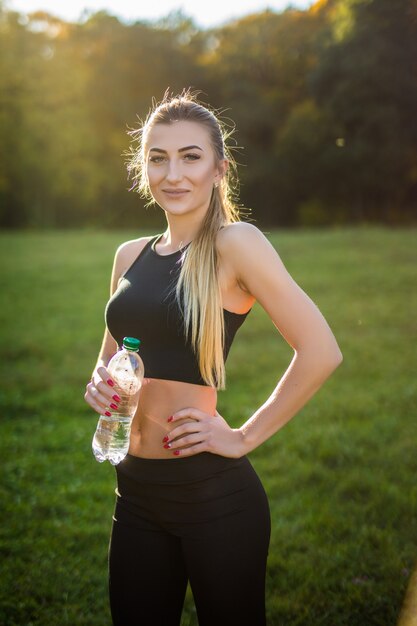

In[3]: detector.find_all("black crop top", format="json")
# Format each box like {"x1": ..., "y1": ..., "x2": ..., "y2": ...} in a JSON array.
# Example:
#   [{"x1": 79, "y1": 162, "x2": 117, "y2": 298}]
[{"x1": 105, "y1": 234, "x2": 251, "y2": 386}]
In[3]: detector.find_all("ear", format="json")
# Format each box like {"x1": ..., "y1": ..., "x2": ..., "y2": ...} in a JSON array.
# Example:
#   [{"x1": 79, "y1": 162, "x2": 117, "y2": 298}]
[{"x1": 214, "y1": 159, "x2": 229, "y2": 185}]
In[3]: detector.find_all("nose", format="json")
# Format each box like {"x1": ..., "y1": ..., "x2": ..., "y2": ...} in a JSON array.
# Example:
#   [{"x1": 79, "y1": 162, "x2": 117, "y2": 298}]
[{"x1": 166, "y1": 159, "x2": 183, "y2": 183}]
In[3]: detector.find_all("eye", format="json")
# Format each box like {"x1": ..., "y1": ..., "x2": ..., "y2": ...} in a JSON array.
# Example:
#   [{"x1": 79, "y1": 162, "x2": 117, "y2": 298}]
[
  {"x1": 149, "y1": 155, "x2": 165, "y2": 164},
  {"x1": 183, "y1": 153, "x2": 200, "y2": 161}
]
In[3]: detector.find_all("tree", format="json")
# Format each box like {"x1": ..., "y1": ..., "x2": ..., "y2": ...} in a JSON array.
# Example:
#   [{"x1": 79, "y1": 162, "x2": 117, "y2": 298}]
[
  {"x1": 199, "y1": 8, "x2": 328, "y2": 223},
  {"x1": 310, "y1": 0, "x2": 417, "y2": 221}
]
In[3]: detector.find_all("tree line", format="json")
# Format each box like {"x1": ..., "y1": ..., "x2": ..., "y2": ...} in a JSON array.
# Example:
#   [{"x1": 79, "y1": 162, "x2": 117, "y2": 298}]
[{"x1": 0, "y1": 0, "x2": 416, "y2": 228}]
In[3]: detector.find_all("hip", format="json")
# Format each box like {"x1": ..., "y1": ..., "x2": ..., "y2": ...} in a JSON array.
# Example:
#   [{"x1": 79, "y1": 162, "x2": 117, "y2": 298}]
[{"x1": 113, "y1": 452, "x2": 270, "y2": 533}]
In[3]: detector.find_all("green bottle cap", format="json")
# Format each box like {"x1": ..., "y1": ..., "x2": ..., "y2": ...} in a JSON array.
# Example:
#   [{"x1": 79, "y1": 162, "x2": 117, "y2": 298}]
[{"x1": 122, "y1": 336, "x2": 141, "y2": 351}]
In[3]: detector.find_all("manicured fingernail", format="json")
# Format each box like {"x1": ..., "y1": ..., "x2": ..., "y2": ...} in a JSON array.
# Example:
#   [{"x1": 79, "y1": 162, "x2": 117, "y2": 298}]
[
  {"x1": 112, "y1": 394, "x2": 121, "y2": 402},
  {"x1": 162, "y1": 436, "x2": 169, "y2": 443},
  {"x1": 167, "y1": 416, "x2": 173, "y2": 422},
  {"x1": 110, "y1": 403, "x2": 118, "y2": 410},
  {"x1": 173, "y1": 450, "x2": 180, "y2": 456},
  {"x1": 163, "y1": 443, "x2": 171, "y2": 449},
  {"x1": 105, "y1": 411, "x2": 112, "y2": 417},
  {"x1": 107, "y1": 379, "x2": 115, "y2": 387}
]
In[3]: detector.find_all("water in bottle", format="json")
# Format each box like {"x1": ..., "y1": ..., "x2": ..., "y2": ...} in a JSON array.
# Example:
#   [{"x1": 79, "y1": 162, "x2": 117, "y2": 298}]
[{"x1": 92, "y1": 336, "x2": 144, "y2": 465}]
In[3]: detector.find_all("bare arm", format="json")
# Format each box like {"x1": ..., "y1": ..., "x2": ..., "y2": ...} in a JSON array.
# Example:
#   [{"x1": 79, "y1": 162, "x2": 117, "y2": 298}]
[
  {"x1": 84, "y1": 237, "x2": 150, "y2": 415},
  {"x1": 93, "y1": 242, "x2": 131, "y2": 369},
  {"x1": 93, "y1": 235, "x2": 154, "y2": 369},
  {"x1": 228, "y1": 223, "x2": 342, "y2": 453},
  {"x1": 167, "y1": 223, "x2": 343, "y2": 457}
]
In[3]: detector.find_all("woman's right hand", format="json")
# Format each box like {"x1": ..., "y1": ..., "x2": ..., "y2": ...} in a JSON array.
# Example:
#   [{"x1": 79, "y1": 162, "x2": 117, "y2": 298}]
[{"x1": 84, "y1": 366, "x2": 120, "y2": 417}]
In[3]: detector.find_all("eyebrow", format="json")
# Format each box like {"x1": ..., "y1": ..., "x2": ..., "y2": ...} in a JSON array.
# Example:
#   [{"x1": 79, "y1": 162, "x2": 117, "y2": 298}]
[{"x1": 149, "y1": 145, "x2": 203, "y2": 153}]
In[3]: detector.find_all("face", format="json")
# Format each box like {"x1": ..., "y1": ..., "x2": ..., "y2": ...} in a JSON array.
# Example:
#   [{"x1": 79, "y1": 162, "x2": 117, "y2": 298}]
[{"x1": 144, "y1": 120, "x2": 226, "y2": 219}]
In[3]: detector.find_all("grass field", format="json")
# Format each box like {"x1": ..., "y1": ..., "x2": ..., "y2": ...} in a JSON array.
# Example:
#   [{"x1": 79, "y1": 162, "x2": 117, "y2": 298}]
[{"x1": 0, "y1": 226, "x2": 416, "y2": 626}]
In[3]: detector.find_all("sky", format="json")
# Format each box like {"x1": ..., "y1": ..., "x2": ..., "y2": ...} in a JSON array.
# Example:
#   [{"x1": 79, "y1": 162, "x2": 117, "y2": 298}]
[{"x1": 8, "y1": 0, "x2": 314, "y2": 29}]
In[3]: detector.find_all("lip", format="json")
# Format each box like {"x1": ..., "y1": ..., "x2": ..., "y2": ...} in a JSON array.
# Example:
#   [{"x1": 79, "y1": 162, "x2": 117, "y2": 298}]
[{"x1": 162, "y1": 189, "x2": 190, "y2": 195}]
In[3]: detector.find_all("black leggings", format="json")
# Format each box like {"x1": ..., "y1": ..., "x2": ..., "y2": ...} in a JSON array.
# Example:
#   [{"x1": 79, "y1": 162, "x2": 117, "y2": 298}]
[{"x1": 108, "y1": 452, "x2": 271, "y2": 626}]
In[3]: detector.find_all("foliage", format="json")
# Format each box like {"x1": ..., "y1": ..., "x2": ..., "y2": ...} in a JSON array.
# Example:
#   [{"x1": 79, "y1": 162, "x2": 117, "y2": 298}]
[
  {"x1": 0, "y1": 0, "x2": 416, "y2": 227},
  {"x1": 310, "y1": 0, "x2": 417, "y2": 223}
]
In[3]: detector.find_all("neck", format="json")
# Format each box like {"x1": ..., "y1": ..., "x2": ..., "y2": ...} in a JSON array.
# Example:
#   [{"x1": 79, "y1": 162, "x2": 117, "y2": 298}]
[{"x1": 161, "y1": 214, "x2": 204, "y2": 251}]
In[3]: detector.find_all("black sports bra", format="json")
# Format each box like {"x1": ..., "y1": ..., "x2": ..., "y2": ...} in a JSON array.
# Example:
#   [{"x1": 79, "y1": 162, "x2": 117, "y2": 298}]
[{"x1": 105, "y1": 234, "x2": 251, "y2": 386}]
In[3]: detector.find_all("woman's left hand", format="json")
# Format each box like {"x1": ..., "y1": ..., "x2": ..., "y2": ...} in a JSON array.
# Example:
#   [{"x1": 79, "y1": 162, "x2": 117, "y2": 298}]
[{"x1": 163, "y1": 409, "x2": 246, "y2": 458}]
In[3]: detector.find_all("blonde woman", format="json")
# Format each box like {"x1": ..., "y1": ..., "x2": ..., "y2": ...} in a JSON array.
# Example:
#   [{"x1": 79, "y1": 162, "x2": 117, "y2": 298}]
[{"x1": 84, "y1": 90, "x2": 343, "y2": 626}]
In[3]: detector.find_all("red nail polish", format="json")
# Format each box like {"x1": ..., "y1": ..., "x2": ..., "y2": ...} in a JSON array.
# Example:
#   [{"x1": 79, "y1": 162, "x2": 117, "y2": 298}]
[
  {"x1": 110, "y1": 403, "x2": 118, "y2": 410},
  {"x1": 163, "y1": 443, "x2": 171, "y2": 449},
  {"x1": 167, "y1": 416, "x2": 173, "y2": 422},
  {"x1": 105, "y1": 411, "x2": 112, "y2": 417},
  {"x1": 112, "y1": 394, "x2": 121, "y2": 402},
  {"x1": 162, "y1": 436, "x2": 169, "y2": 443},
  {"x1": 107, "y1": 379, "x2": 115, "y2": 387},
  {"x1": 173, "y1": 450, "x2": 180, "y2": 456}
]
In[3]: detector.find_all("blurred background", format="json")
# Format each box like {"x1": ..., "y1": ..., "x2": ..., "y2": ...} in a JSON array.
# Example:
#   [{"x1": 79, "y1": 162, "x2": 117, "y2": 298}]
[{"x1": 1, "y1": 0, "x2": 416, "y2": 229}]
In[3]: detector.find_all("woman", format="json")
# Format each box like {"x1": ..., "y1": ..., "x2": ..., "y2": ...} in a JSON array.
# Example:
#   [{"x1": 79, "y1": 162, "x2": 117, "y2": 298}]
[{"x1": 84, "y1": 90, "x2": 343, "y2": 626}]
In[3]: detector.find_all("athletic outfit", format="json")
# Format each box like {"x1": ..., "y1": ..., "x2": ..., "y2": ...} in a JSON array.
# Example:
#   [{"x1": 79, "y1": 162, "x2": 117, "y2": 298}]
[
  {"x1": 105, "y1": 233, "x2": 250, "y2": 385},
  {"x1": 105, "y1": 234, "x2": 271, "y2": 626}
]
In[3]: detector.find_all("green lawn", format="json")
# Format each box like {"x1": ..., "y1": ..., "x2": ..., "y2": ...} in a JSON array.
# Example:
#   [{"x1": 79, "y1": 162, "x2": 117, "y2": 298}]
[{"x1": 0, "y1": 226, "x2": 416, "y2": 625}]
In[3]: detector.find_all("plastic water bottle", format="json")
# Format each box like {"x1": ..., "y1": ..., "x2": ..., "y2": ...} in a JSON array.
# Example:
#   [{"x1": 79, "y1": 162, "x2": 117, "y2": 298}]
[{"x1": 92, "y1": 337, "x2": 144, "y2": 465}]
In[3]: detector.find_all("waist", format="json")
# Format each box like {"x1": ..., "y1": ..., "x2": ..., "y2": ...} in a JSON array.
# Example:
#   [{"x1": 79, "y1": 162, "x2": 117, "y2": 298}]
[
  {"x1": 138, "y1": 377, "x2": 216, "y2": 414},
  {"x1": 129, "y1": 378, "x2": 217, "y2": 458},
  {"x1": 118, "y1": 451, "x2": 249, "y2": 484}
]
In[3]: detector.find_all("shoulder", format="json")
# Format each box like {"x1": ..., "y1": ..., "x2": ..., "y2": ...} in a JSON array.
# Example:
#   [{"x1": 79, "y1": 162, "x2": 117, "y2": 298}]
[
  {"x1": 216, "y1": 222, "x2": 276, "y2": 261},
  {"x1": 114, "y1": 235, "x2": 154, "y2": 267},
  {"x1": 110, "y1": 235, "x2": 155, "y2": 291},
  {"x1": 115, "y1": 235, "x2": 154, "y2": 258},
  {"x1": 216, "y1": 222, "x2": 290, "y2": 297}
]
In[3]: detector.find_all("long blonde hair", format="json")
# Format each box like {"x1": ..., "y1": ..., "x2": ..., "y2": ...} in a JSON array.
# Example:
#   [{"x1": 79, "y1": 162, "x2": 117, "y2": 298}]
[{"x1": 125, "y1": 90, "x2": 242, "y2": 389}]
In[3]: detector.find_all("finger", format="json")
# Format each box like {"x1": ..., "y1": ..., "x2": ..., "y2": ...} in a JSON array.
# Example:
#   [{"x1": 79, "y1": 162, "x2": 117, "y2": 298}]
[
  {"x1": 167, "y1": 408, "x2": 208, "y2": 423},
  {"x1": 96, "y1": 366, "x2": 116, "y2": 387},
  {"x1": 91, "y1": 400, "x2": 112, "y2": 416},
  {"x1": 90, "y1": 375, "x2": 116, "y2": 402},
  {"x1": 85, "y1": 382, "x2": 116, "y2": 412},
  {"x1": 165, "y1": 422, "x2": 203, "y2": 442},
  {"x1": 167, "y1": 433, "x2": 204, "y2": 450},
  {"x1": 87, "y1": 381, "x2": 108, "y2": 405},
  {"x1": 95, "y1": 379, "x2": 118, "y2": 403},
  {"x1": 84, "y1": 388, "x2": 112, "y2": 416},
  {"x1": 171, "y1": 442, "x2": 207, "y2": 457},
  {"x1": 94, "y1": 389, "x2": 114, "y2": 411},
  {"x1": 85, "y1": 382, "x2": 99, "y2": 405}
]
